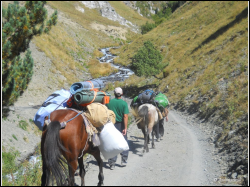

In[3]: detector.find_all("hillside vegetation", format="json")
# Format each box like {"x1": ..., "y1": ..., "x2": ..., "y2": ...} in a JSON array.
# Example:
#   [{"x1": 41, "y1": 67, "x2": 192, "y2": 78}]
[
  {"x1": 114, "y1": 1, "x2": 248, "y2": 182},
  {"x1": 2, "y1": 1, "x2": 248, "y2": 185}
]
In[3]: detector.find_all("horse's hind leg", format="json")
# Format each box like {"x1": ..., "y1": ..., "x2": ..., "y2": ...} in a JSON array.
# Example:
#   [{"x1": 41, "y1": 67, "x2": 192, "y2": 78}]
[
  {"x1": 151, "y1": 130, "x2": 155, "y2": 149},
  {"x1": 78, "y1": 157, "x2": 85, "y2": 186},
  {"x1": 68, "y1": 160, "x2": 78, "y2": 186},
  {"x1": 143, "y1": 126, "x2": 149, "y2": 153},
  {"x1": 91, "y1": 147, "x2": 104, "y2": 186}
]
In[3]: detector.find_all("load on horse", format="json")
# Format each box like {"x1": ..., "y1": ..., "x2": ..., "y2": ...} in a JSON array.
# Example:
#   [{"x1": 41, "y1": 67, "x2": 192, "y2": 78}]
[
  {"x1": 34, "y1": 79, "x2": 129, "y2": 186},
  {"x1": 131, "y1": 89, "x2": 169, "y2": 149}
]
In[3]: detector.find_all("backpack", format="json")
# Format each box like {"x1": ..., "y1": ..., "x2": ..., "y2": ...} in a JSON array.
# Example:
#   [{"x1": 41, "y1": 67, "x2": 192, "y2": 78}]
[{"x1": 138, "y1": 89, "x2": 156, "y2": 104}]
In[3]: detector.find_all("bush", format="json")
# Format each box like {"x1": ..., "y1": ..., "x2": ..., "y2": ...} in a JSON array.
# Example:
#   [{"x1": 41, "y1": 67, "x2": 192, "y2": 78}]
[
  {"x1": 131, "y1": 41, "x2": 166, "y2": 77},
  {"x1": 141, "y1": 21, "x2": 156, "y2": 34}
]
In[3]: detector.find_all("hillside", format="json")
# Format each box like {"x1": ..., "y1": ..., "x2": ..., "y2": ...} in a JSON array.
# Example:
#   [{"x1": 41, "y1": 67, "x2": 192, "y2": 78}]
[
  {"x1": 114, "y1": 1, "x2": 248, "y2": 183},
  {"x1": 2, "y1": 1, "x2": 248, "y2": 186}
]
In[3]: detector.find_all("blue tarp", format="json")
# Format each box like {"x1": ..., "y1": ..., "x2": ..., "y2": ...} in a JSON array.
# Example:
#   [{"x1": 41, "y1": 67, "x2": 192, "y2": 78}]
[{"x1": 33, "y1": 89, "x2": 71, "y2": 130}]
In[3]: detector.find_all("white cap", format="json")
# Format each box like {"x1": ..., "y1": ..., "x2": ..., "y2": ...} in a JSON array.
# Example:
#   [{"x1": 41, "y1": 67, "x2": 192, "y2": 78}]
[{"x1": 114, "y1": 87, "x2": 123, "y2": 96}]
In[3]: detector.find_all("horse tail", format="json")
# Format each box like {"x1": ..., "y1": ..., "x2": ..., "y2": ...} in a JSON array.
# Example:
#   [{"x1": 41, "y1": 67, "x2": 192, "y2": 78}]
[
  {"x1": 138, "y1": 105, "x2": 149, "y2": 127},
  {"x1": 43, "y1": 121, "x2": 68, "y2": 185}
]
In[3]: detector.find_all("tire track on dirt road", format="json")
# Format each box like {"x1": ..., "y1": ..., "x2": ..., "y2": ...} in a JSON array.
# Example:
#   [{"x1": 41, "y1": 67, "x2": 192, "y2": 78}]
[{"x1": 75, "y1": 110, "x2": 222, "y2": 186}]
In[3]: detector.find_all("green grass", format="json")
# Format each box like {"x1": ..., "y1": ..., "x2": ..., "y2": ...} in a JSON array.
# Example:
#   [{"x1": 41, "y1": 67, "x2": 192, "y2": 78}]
[
  {"x1": 12, "y1": 134, "x2": 18, "y2": 141},
  {"x1": 115, "y1": 1, "x2": 248, "y2": 120},
  {"x1": 18, "y1": 120, "x2": 29, "y2": 131}
]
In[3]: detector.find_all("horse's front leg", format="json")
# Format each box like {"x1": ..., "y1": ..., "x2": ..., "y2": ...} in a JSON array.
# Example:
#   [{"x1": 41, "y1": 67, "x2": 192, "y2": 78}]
[
  {"x1": 78, "y1": 157, "x2": 85, "y2": 186},
  {"x1": 91, "y1": 147, "x2": 104, "y2": 186}
]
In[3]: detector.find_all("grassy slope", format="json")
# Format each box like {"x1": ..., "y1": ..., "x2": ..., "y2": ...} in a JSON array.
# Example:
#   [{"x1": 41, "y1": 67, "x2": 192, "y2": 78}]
[
  {"x1": 115, "y1": 1, "x2": 248, "y2": 181},
  {"x1": 33, "y1": 1, "x2": 151, "y2": 81},
  {"x1": 117, "y1": 1, "x2": 248, "y2": 121}
]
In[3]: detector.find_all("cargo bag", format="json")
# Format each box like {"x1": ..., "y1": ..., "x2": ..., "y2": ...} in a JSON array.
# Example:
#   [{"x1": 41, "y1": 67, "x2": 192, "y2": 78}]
[
  {"x1": 98, "y1": 122, "x2": 129, "y2": 160},
  {"x1": 138, "y1": 89, "x2": 156, "y2": 104},
  {"x1": 70, "y1": 79, "x2": 105, "y2": 94},
  {"x1": 74, "y1": 90, "x2": 111, "y2": 106},
  {"x1": 33, "y1": 89, "x2": 71, "y2": 130},
  {"x1": 84, "y1": 103, "x2": 116, "y2": 128},
  {"x1": 154, "y1": 92, "x2": 169, "y2": 110}
]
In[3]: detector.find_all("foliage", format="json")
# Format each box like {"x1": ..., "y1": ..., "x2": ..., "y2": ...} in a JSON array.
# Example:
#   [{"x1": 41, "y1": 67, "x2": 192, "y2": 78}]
[
  {"x1": 152, "y1": 2, "x2": 172, "y2": 26},
  {"x1": 18, "y1": 120, "x2": 29, "y2": 131},
  {"x1": 2, "y1": 149, "x2": 20, "y2": 176},
  {"x1": 131, "y1": 41, "x2": 166, "y2": 77},
  {"x1": 2, "y1": 155, "x2": 42, "y2": 186},
  {"x1": 141, "y1": 2, "x2": 178, "y2": 34},
  {"x1": 135, "y1": 1, "x2": 151, "y2": 18},
  {"x1": 2, "y1": 1, "x2": 57, "y2": 106},
  {"x1": 168, "y1": 1, "x2": 186, "y2": 13},
  {"x1": 140, "y1": 21, "x2": 156, "y2": 34}
]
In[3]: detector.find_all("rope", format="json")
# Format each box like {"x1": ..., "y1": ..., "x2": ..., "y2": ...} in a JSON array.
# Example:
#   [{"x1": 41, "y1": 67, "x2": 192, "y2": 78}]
[{"x1": 78, "y1": 135, "x2": 89, "y2": 159}]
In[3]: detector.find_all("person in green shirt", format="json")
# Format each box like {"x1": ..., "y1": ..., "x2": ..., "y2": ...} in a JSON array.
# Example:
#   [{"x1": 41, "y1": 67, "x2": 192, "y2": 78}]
[{"x1": 106, "y1": 87, "x2": 129, "y2": 170}]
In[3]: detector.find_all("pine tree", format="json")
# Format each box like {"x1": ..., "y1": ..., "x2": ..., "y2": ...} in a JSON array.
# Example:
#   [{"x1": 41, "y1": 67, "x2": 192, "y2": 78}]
[
  {"x1": 131, "y1": 41, "x2": 167, "y2": 77},
  {"x1": 2, "y1": 1, "x2": 58, "y2": 106}
]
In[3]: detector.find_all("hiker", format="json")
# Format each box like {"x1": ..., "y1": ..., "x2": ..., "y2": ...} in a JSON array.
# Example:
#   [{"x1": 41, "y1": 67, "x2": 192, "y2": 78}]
[{"x1": 106, "y1": 87, "x2": 129, "y2": 170}]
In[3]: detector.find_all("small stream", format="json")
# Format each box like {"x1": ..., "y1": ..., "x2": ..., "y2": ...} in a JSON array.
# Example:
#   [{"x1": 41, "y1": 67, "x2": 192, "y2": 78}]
[{"x1": 97, "y1": 47, "x2": 134, "y2": 82}]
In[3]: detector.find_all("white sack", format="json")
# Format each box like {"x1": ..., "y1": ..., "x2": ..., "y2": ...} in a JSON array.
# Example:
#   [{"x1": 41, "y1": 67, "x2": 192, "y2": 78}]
[{"x1": 98, "y1": 122, "x2": 129, "y2": 160}]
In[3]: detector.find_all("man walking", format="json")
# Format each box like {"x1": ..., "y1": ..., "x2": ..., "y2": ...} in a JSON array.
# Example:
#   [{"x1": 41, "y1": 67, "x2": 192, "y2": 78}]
[{"x1": 106, "y1": 87, "x2": 129, "y2": 170}]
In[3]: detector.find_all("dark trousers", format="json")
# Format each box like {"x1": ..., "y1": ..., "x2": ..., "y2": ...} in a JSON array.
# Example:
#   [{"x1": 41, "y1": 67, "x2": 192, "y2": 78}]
[
  {"x1": 108, "y1": 121, "x2": 129, "y2": 166},
  {"x1": 154, "y1": 118, "x2": 164, "y2": 139}
]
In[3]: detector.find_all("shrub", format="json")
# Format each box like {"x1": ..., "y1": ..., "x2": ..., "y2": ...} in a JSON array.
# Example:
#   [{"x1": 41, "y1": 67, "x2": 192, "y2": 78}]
[
  {"x1": 131, "y1": 41, "x2": 166, "y2": 77},
  {"x1": 141, "y1": 21, "x2": 156, "y2": 34}
]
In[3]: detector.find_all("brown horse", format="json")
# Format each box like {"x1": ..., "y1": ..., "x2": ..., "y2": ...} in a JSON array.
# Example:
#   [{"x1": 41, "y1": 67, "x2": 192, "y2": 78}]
[{"x1": 41, "y1": 109, "x2": 104, "y2": 186}]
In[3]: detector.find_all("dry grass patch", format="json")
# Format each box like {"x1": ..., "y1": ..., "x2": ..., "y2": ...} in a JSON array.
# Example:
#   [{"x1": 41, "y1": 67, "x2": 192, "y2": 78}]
[
  {"x1": 93, "y1": 49, "x2": 104, "y2": 58},
  {"x1": 88, "y1": 59, "x2": 118, "y2": 78}
]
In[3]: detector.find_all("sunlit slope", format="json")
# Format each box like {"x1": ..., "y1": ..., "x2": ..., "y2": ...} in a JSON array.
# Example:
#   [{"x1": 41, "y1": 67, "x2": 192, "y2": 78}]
[
  {"x1": 118, "y1": 1, "x2": 248, "y2": 120},
  {"x1": 33, "y1": 1, "x2": 149, "y2": 85}
]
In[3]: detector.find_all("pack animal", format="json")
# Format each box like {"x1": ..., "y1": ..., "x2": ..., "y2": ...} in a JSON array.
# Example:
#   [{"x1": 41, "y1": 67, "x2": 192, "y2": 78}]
[
  {"x1": 131, "y1": 103, "x2": 159, "y2": 153},
  {"x1": 41, "y1": 109, "x2": 104, "y2": 186}
]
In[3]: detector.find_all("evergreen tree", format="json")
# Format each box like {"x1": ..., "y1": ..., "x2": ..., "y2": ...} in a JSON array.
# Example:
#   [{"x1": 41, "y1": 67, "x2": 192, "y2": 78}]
[
  {"x1": 2, "y1": 1, "x2": 57, "y2": 106},
  {"x1": 131, "y1": 41, "x2": 166, "y2": 77}
]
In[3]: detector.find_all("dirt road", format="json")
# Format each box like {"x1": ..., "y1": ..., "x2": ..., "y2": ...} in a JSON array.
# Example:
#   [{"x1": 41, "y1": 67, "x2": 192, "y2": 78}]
[{"x1": 75, "y1": 109, "x2": 222, "y2": 186}]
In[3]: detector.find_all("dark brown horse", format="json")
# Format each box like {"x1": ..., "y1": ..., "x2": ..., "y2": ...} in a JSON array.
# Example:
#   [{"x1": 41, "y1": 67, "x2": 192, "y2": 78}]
[{"x1": 41, "y1": 109, "x2": 104, "y2": 186}]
